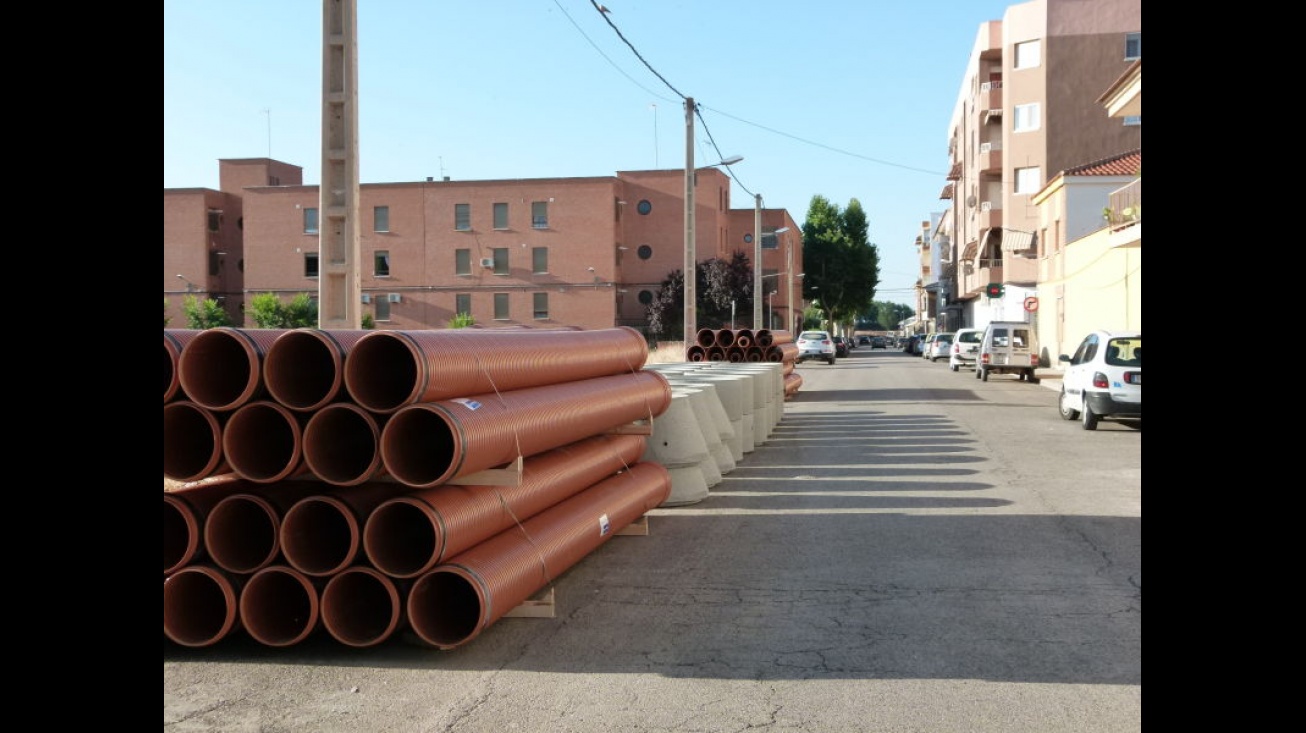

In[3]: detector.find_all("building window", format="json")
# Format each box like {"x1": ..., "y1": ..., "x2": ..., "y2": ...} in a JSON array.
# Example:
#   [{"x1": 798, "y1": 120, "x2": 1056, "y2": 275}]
[
  {"x1": 1014, "y1": 40, "x2": 1040, "y2": 69},
  {"x1": 636, "y1": 200, "x2": 652, "y2": 215},
  {"x1": 531, "y1": 201, "x2": 549, "y2": 229},
  {"x1": 455, "y1": 203, "x2": 471, "y2": 231},
  {"x1": 1124, "y1": 32, "x2": 1141, "y2": 60},
  {"x1": 374, "y1": 206, "x2": 390, "y2": 232},
  {"x1": 455, "y1": 248, "x2": 471, "y2": 276},
  {"x1": 1123, "y1": 115, "x2": 1141, "y2": 126},
  {"x1": 1014, "y1": 166, "x2": 1041, "y2": 195},
  {"x1": 493, "y1": 203, "x2": 509, "y2": 229},
  {"x1": 533, "y1": 292, "x2": 549, "y2": 320},
  {"x1": 492, "y1": 248, "x2": 509, "y2": 275},
  {"x1": 743, "y1": 233, "x2": 753, "y2": 244},
  {"x1": 1013, "y1": 103, "x2": 1040, "y2": 132},
  {"x1": 303, "y1": 207, "x2": 319, "y2": 234},
  {"x1": 374, "y1": 250, "x2": 391, "y2": 277},
  {"x1": 637, "y1": 244, "x2": 653, "y2": 260},
  {"x1": 207, "y1": 210, "x2": 221, "y2": 232},
  {"x1": 455, "y1": 293, "x2": 471, "y2": 318},
  {"x1": 761, "y1": 228, "x2": 782, "y2": 250},
  {"x1": 494, "y1": 293, "x2": 510, "y2": 320},
  {"x1": 638, "y1": 290, "x2": 654, "y2": 305},
  {"x1": 532, "y1": 247, "x2": 548, "y2": 274},
  {"x1": 376, "y1": 297, "x2": 391, "y2": 322},
  {"x1": 304, "y1": 252, "x2": 319, "y2": 278}
]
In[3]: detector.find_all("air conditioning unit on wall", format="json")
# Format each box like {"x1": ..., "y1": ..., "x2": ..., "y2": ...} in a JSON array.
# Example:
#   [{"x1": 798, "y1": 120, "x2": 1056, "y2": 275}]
[
  {"x1": 479, "y1": 257, "x2": 495, "y2": 268},
  {"x1": 387, "y1": 293, "x2": 402, "y2": 303},
  {"x1": 361, "y1": 294, "x2": 371, "y2": 303}
]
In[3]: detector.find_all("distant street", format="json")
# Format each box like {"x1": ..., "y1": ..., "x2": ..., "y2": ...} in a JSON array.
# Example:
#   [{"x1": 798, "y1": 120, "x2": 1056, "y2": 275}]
[{"x1": 165, "y1": 347, "x2": 1142, "y2": 733}]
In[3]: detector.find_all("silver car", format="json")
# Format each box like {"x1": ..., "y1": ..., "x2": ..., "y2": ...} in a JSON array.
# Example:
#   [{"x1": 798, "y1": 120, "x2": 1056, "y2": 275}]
[
  {"x1": 795, "y1": 330, "x2": 836, "y2": 365},
  {"x1": 948, "y1": 327, "x2": 984, "y2": 371},
  {"x1": 923, "y1": 332, "x2": 954, "y2": 362}
]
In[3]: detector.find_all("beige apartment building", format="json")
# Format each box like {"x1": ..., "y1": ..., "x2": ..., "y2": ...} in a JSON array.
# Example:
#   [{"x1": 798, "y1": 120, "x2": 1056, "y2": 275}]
[
  {"x1": 164, "y1": 160, "x2": 801, "y2": 336},
  {"x1": 921, "y1": 0, "x2": 1141, "y2": 349}
]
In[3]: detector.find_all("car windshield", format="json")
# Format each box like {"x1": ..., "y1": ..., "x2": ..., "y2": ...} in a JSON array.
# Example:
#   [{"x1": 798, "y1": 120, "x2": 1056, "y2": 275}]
[
  {"x1": 1105, "y1": 338, "x2": 1141, "y2": 367},
  {"x1": 799, "y1": 332, "x2": 826, "y2": 340},
  {"x1": 958, "y1": 331, "x2": 982, "y2": 343}
]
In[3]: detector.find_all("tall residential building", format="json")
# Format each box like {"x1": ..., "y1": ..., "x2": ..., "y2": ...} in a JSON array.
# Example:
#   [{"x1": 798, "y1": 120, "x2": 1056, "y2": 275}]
[
  {"x1": 939, "y1": 0, "x2": 1141, "y2": 332},
  {"x1": 164, "y1": 160, "x2": 801, "y2": 335}
]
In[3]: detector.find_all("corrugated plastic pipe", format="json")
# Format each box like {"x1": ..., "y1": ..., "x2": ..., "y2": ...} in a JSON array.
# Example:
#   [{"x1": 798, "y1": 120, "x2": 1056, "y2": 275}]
[
  {"x1": 380, "y1": 370, "x2": 671, "y2": 489},
  {"x1": 321, "y1": 565, "x2": 407, "y2": 647},
  {"x1": 302, "y1": 402, "x2": 389, "y2": 486},
  {"x1": 163, "y1": 400, "x2": 228, "y2": 483},
  {"x1": 754, "y1": 329, "x2": 774, "y2": 348},
  {"x1": 364, "y1": 433, "x2": 647, "y2": 578},
  {"x1": 165, "y1": 329, "x2": 203, "y2": 403},
  {"x1": 177, "y1": 327, "x2": 290, "y2": 412},
  {"x1": 745, "y1": 347, "x2": 765, "y2": 362},
  {"x1": 687, "y1": 345, "x2": 707, "y2": 362},
  {"x1": 407, "y1": 461, "x2": 671, "y2": 649},
  {"x1": 164, "y1": 476, "x2": 248, "y2": 575},
  {"x1": 203, "y1": 482, "x2": 322, "y2": 574},
  {"x1": 707, "y1": 346, "x2": 726, "y2": 361},
  {"x1": 238, "y1": 565, "x2": 322, "y2": 647},
  {"x1": 222, "y1": 400, "x2": 311, "y2": 483},
  {"x1": 726, "y1": 346, "x2": 746, "y2": 363},
  {"x1": 714, "y1": 329, "x2": 736, "y2": 348},
  {"x1": 695, "y1": 329, "x2": 716, "y2": 349},
  {"x1": 264, "y1": 328, "x2": 371, "y2": 412},
  {"x1": 279, "y1": 482, "x2": 403, "y2": 577},
  {"x1": 785, "y1": 372, "x2": 804, "y2": 398},
  {"x1": 163, "y1": 564, "x2": 244, "y2": 647},
  {"x1": 343, "y1": 326, "x2": 649, "y2": 414},
  {"x1": 733, "y1": 329, "x2": 754, "y2": 348}
]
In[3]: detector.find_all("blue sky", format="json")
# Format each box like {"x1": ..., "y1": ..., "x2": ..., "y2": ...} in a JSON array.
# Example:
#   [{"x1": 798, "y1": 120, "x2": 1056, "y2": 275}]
[{"x1": 164, "y1": 0, "x2": 1017, "y2": 307}]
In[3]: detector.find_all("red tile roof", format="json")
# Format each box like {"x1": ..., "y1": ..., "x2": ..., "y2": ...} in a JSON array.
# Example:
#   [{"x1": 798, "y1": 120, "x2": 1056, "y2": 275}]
[{"x1": 1065, "y1": 149, "x2": 1141, "y2": 177}]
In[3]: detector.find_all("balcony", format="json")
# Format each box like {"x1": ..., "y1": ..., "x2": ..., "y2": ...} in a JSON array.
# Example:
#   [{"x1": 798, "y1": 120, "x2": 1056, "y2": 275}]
[
  {"x1": 978, "y1": 201, "x2": 1003, "y2": 230},
  {"x1": 978, "y1": 141, "x2": 1002, "y2": 175},
  {"x1": 979, "y1": 80, "x2": 1003, "y2": 114},
  {"x1": 1106, "y1": 178, "x2": 1141, "y2": 249}
]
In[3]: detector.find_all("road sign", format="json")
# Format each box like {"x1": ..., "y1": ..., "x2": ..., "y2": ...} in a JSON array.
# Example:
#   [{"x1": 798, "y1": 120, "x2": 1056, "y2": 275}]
[{"x1": 1023, "y1": 296, "x2": 1039, "y2": 312}]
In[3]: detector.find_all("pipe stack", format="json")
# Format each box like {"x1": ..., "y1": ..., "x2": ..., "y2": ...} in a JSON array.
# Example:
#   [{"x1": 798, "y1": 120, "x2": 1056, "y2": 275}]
[{"x1": 165, "y1": 326, "x2": 674, "y2": 649}]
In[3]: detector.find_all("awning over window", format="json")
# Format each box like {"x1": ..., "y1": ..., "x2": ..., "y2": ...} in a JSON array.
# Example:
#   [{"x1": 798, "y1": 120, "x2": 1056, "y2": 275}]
[
  {"x1": 960, "y1": 240, "x2": 979, "y2": 261},
  {"x1": 983, "y1": 109, "x2": 1003, "y2": 125},
  {"x1": 946, "y1": 161, "x2": 962, "y2": 181},
  {"x1": 1000, "y1": 228, "x2": 1037, "y2": 252},
  {"x1": 939, "y1": 183, "x2": 954, "y2": 200}
]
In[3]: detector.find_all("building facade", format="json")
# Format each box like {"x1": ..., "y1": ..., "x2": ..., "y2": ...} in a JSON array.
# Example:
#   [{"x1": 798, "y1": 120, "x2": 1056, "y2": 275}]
[
  {"x1": 932, "y1": 0, "x2": 1141, "y2": 342},
  {"x1": 164, "y1": 160, "x2": 802, "y2": 336}
]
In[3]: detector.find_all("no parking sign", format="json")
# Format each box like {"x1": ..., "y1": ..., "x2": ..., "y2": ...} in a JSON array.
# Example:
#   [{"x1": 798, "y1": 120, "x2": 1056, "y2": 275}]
[{"x1": 1023, "y1": 296, "x2": 1039, "y2": 312}]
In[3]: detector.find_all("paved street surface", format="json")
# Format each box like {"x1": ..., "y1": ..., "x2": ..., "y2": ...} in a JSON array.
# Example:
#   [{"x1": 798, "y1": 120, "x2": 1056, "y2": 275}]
[{"x1": 165, "y1": 349, "x2": 1141, "y2": 732}]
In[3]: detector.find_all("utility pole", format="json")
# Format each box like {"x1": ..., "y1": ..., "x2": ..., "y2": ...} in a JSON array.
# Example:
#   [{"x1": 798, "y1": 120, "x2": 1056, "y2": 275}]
[
  {"x1": 683, "y1": 97, "x2": 695, "y2": 344},
  {"x1": 318, "y1": 0, "x2": 361, "y2": 328},
  {"x1": 753, "y1": 193, "x2": 763, "y2": 329}
]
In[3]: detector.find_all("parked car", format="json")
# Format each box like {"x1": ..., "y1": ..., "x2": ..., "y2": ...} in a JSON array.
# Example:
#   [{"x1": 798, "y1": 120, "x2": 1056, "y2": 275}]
[
  {"x1": 795, "y1": 330, "x2": 836, "y2": 365},
  {"x1": 857, "y1": 335, "x2": 872, "y2": 346},
  {"x1": 948, "y1": 327, "x2": 984, "y2": 371},
  {"x1": 923, "y1": 332, "x2": 954, "y2": 362},
  {"x1": 1057, "y1": 330, "x2": 1141, "y2": 430},
  {"x1": 976, "y1": 321, "x2": 1040, "y2": 383},
  {"x1": 870, "y1": 337, "x2": 887, "y2": 349},
  {"x1": 833, "y1": 336, "x2": 851, "y2": 357}
]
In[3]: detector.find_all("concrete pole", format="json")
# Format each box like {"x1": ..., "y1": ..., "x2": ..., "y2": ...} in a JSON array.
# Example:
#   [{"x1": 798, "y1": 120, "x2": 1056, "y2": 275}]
[
  {"x1": 753, "y1": 193, "x2": 762, "y2": 329},
  {"x1": 683, "y1": 97, "x2": 695, "y2": 344}
]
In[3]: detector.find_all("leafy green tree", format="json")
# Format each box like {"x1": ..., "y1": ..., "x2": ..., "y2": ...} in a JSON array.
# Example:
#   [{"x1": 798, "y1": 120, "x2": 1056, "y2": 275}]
[
  {"x1": 164, "y1": 298, "x2": 172, "y2": 328},
  {"x1": 856, "y1": 301, "x2": 914, "y2": 331},
  {"x1": 800, "y1": 196, "x2": 880, "y2": 334},
  {"x1": 448, "y1": 312, "x2": 475, "y2": 328},
  {"x1": 182, "y1": 294, "x2": 233, "y2": 329},
  {"x1": 248, "y1": 292, "x2": 318, "y2": 328},
  {"x1": 361, "y1": 313, "x2": 376, "y2": 329}
]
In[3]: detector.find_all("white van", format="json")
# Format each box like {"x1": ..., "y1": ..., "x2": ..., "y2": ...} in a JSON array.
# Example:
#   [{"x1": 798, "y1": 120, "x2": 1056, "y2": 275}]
[{"x1": 976, "y1": 321, "x2": 1040, "y2": 383}]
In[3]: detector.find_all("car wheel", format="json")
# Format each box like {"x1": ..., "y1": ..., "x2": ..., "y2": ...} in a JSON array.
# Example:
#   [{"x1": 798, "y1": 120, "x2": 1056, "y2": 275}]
[
  {"x1": 826, "y1": 357, "x2": 835, "y2": 365},
  {"x1": 1058, "y1": 387, "x2": 1080, "y2": 420},
  {"x1": 1029, "y1": 374, "x2": 1040, "y2": 384},
  {"x1": 950, "y1": 362, "x2": 958, "y2": 372},
  {"x1": 1081, "y1": 401, "x2": 1099, "y2": 431},
  {"x1": 975, "y1": 366, "x2": 982, "y2": 380},
  {"x1": 980, "y1": 368, "x2": 989, "y2": 382}
]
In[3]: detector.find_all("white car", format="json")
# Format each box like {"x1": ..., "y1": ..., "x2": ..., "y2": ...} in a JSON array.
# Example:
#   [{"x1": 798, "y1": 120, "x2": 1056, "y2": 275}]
[
  {"x1": 923, "y1": 332, "x2": 954, "y2": 362},
  {"x1": 1057, "y1": 330, "x2": 1141, "y2": 430},
  {"x1": 948, "y1": 327, "x2": 983, "y2": 371},
  {"x1": 795, "y1": 330, "x2": 836, "y2": 365}
]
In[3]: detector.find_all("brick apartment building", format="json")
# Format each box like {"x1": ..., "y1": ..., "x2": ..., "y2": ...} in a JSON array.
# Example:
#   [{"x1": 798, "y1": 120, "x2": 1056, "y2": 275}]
[{"x1": 164, "y1": 160, "x2": 801, "y2": 336}]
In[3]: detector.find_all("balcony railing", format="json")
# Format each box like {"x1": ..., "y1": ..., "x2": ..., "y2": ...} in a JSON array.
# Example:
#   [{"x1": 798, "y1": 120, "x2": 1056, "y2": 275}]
[{"x1": 1105, "y1": 179, "x2": 1141, "y2": 227}]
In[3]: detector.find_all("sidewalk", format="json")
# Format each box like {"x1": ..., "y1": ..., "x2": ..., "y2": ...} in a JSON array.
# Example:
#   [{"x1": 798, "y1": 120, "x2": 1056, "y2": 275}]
[{"x1": 1036, "y1": 367, "x2": 1063, "y2": 392}]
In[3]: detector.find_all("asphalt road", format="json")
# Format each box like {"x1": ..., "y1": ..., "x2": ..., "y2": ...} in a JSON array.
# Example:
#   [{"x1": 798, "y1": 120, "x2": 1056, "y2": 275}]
[{"x1": 164, "y1": 348, "x2": 1141, "y2": 732}]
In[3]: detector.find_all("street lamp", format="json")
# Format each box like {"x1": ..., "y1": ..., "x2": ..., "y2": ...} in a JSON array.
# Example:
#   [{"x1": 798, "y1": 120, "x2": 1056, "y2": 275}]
[
  {"x1": 176, "y1": 273, "x2": 197, "y2": 293},
  {"x1": 683, "y1": 96, "x2": 741, "y2": 343}
]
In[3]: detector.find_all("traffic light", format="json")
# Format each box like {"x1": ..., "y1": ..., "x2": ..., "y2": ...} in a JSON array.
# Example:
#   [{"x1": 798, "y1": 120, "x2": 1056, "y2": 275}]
[{"x1": 985, "y1": 282, "x2": 1005, "y2": 298}]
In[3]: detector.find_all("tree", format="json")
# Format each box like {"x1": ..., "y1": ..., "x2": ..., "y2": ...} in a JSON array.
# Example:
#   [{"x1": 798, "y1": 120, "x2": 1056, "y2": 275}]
[
  {"x1": 164, "y1": 298, "x2": 171, "y2": 328},
  {"x1": 646, "y1": 252, "x2": 757, "y2": 340},
  {"x1": 800, "y1": 195, "x2": 880, "y2": 334},
  {"x1": 448, "y1": 312, "x2": 475, "y2": 328},
  {"x1": 856, "y1": 301, "x2": 915, "y2": 331},
  {"x1": 182, "y1": 294, "x2": 233, "y2": 329},
  {"x1": 248, "y1": 292, "x2": 318, "y2": 328}
]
